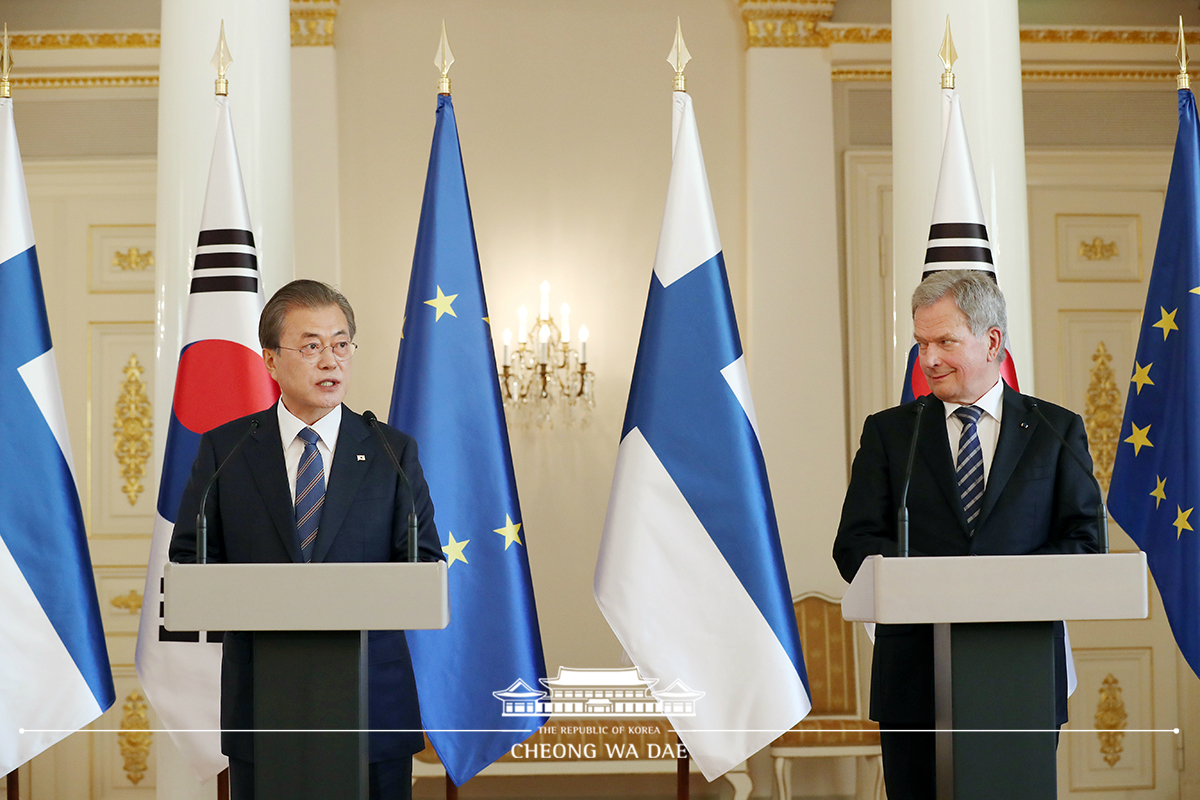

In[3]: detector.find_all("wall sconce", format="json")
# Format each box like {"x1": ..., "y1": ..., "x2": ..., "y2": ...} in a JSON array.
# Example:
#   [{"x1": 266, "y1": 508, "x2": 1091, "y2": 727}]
[{"x1": 498, "y1": 281, "x2": 595, "y2": 428}]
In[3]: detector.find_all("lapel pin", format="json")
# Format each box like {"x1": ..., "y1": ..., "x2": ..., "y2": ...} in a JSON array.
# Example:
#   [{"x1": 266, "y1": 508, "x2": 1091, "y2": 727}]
[
  {"x1": 1021, "y1": 422, "x2": 1029, "y2": 429},
  {"x1": 357, "y1": 454, "x2": 366, "y2": 461}
]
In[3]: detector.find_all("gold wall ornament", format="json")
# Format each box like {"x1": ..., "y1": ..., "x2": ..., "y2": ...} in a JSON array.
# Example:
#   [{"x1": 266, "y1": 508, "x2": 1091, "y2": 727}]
[
  {"x1": 831, "y1": 67, "x2": 1195, "y2": 83},
  {"x1": 1079, "y1": 237, "x2": 1118, "y2": 261},
  {"x1": 9, "y1": 32, "x2": 160, "y2": 49},
  {"x1": 11, "y1": 76, "x2": 158, "y2": 90},
  {"x1": 1084, "y1": 342, "x2": 1121, "y2": 493},
  {"x1": 740, "y1": 0, "x2": 835, "y2": 48},
  {"x1": 110, "y1": 589, "x2": 143, "y2": 614},
  {"x1": 118, "y1": 690, "x2": 151, "y2": 786},
  {"x1": 112, "y1": 247, "x2": 153, "y2": 272},
  {"x1": 1094, "y1": 673, "x2": 1128, "y2": 767},
  {"x1": 114, "y1": 354, "x2": 152, "y2": 506},
  {"x1": 291, "y1": 9, "x2": 337, "y2": 47}
]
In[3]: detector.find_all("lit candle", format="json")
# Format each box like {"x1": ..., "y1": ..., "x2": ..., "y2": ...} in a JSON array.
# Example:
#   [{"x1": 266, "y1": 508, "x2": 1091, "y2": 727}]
[
  {"x1": 560, "y1": 303, "x2": 571, "y2": 343},
  {"x1": 503, "y1": 328, "x2": 511, "y2": 362},
  {"x1": 517, "y1": 305, "x2": 528, "y2": 344},
  {"x1": 539, "y1": 325, "x2": 550, "y2": 364},
  {"x1": 540, "y1": 281, "x2": 550, "y2": 320},
  {"x1": 578, "y1": 324, "x2": 589, "y2": 363}
]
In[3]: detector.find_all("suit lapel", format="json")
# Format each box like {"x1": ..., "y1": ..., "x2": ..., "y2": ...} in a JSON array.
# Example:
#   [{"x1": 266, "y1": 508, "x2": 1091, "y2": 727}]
[
  {"x1": 917, "y1": 397, "x2": 970, "y2": 533},
  {"x1": 244, "y1": 407, "x2": 303, "y2": 563},
  {"x1": 976, "y1": 385, "x2": 1034, "y2": 530},
  {"x1": 312, "y1": 407, "x2": 376, "y2": 562}
]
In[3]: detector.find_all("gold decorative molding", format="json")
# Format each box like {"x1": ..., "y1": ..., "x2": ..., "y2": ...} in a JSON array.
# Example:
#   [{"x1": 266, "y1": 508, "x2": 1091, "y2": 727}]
[
  {"x1": 114, "y1": 354, "x2": 152, "y2": 506},
  {"x1": 113, "y1": 247, "x2": 153, "y2": 272},
  {"x1": 831, "y1": 67, "x2": 1196, "y2": 84},
  {"x1": 291, "y1": 4, "x2": 338, "y2": 47},
  {"x1": 110, "y1": 590, "x2": 143, "y2": 614},
  {"x1": 1084, "y1": 342, "x2": 1121, "y2": 494},
  {"x1": 118, "y1": 690, "x2": 151, "y2": 786},
  {"x1": 1021, "y1": 27, "x2": 1191, "y2": 45},
  {"x1": 1094, "y1": 673, "x2": 1128, "y2": 767},
  {"x1": 11, "y1": 76, "x2": 158, "y2": 90},
  {"x1": 740, "y1": 1, "x2": 835, "y2": 48},
  {"x1": 1079, "y1": 238, "x2": 1118, "y2": 261},
  {"x1": 8, "y1": 32, "x2": 159, "y2": 49}
]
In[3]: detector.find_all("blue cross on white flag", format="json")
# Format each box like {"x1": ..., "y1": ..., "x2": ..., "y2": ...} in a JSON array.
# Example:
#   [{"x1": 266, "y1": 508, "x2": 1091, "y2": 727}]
[
  {"x1": 0, "y1": 92, "x2": 114, "y2": 775},
  {"x1": 593, "y1": 91, "x2": 810, "y2": 780}
]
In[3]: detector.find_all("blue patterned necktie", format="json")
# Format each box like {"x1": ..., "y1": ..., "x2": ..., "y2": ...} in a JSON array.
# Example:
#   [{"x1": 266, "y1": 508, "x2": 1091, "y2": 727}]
[
  {"x1": 295, "y1": 427, "x2": 325, "y2": 563},
  {"x1": 954, "y1": 405, "x2": 984, "y2": 535}
]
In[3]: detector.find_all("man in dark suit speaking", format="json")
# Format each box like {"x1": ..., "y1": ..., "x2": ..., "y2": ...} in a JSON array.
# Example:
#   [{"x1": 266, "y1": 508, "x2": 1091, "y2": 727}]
[
  {"x1": 170, "y1": 280, "x2": 444, "y2": 800},
  {"x1": 833, "y1": 269, "x2": 1100, "y2": 799}
]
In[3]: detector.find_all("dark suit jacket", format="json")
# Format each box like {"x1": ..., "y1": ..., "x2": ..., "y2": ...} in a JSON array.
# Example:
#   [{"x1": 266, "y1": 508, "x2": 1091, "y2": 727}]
[
  {"x1": 169, "y1": 403, "x2": 444, "y2": 762},
  {"x1": 832, "y1": 386, "x2": 1100, "y2": 727}
]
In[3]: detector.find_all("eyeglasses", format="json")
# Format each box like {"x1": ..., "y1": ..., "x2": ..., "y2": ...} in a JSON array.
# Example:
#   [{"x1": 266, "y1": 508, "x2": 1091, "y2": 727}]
[{"x1": 276, "y1": 341, "x2": 358, "y2": 363}]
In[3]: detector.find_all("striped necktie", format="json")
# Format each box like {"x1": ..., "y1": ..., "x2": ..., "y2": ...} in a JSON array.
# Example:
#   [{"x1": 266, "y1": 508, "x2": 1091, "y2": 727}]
[
  {"x1": 954, "y1": 405, "x2": 984, "y2": 534},
  {"x1": 295, "y1": 427, "x2": 325, "y2": 563}
]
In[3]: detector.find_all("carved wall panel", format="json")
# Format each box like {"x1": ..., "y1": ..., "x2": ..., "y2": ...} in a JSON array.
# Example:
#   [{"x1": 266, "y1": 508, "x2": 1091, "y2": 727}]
[
  {"x1": 95, "y1": 566, "x2": 149, "y2": 667},
  {"x1": 89, "y1": 668, "x2": 158, "y2": 797},
  {"x1": 89, "y1": 224, "x2": 155, "y2": 294},
  {"x1": 87, "y1": 322, "x2": 156, "y2": 538},
  {"x1": 1068, "y1": 648, "x2": 1155, "y2": 792},
  {"x1": 1055, "y1": 214, "x2": 1142, "y2": 282}
]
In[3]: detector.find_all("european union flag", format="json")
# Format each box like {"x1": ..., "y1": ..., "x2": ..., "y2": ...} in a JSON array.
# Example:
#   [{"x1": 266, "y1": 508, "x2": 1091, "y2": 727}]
[
  {"x1": 390, "y1": 93, "x2": 548, "y2": 786},
  {"x1": 1109, "y1": 88, "x2": 1200, "y2": 678}
]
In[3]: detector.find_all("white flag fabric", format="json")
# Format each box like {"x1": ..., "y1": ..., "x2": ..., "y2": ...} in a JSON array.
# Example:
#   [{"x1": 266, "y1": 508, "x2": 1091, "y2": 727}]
[
  {"x1": 594, "y1": 91, "x2": 810, "y2": 781},
  {"x1": 134, "y1": 95, "x2": 278, "y2": 781},
  {"x1": 0, "y1": 93, "x2": 115, "y2": 777}
]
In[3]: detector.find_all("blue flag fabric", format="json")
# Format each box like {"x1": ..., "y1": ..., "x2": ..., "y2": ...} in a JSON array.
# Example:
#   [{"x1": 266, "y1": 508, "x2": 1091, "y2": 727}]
[
  {"x1": 390, "y1": 93, "x2": 548, "y2": 786},
  {"x1": 0, "y1": 95, "x2": 114, "y2": 773},
  {"x1": 1110, "y1": 88, "x2": 1200, "y2": 678}
]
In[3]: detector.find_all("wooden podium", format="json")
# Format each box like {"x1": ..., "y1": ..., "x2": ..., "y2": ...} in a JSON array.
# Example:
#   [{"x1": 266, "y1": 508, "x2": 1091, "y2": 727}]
[
  {"x1": 163, "y1": 562, "x2": 450, "y2": 800},
  {"x1": 842, "y1": 553, "x2": 1148, "y2": 800}
]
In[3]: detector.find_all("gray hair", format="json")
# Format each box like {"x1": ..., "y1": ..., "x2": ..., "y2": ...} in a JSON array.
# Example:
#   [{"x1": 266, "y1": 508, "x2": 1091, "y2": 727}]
[
  {"x1": 911, "y1": 270, "x2": 1007, "y2": 363},
  {"x1": 259, "y1": 279, "x2": 357, "y2": 349}
]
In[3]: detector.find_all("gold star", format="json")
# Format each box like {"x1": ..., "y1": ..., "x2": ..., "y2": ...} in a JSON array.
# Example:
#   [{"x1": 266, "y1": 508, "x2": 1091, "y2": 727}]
[
  {"x1": 1130, "y1": 362, "x2": 1154, "y2": 395},
  {"x1": 1191, "y1": 286, "x2": 1200, "y2": 295},
  {"x1": 400, "y1": 315, "x2": 406, "y2": 340},
  {"x1": 424, "y1": 286, "x2": 459, "y2": 321},
  {"x1": 493, "y1": 515, "x2": 524, "y2": 550},
  {"x1": 1151, "y1": 476, "x2": 1167, "y2": 509},
  {"x1": 1174, "y1": 506, "x2": 1194, "y2": 538},
  {"x1": 443, "y1": 532, "x2": 469, "y2": 567},
  {"x1": 1124, "y1": 422, "x2": 1153, "y2": 456},
  {"x1": 1152, "y1": 307, "x2": 1179, "y2": 340}
]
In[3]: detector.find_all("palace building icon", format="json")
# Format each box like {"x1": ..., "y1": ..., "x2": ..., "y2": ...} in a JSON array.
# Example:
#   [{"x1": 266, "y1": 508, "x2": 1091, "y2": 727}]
[{"x1": 493, "y1": 667, "x2": 704, "y2": 717}]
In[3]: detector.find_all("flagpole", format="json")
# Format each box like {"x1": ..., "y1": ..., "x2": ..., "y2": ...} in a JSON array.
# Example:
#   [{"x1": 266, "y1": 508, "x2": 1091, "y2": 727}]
[
  {"x1": 667, "y1": 21, "x2": 691, "y2": 800},
  {"x1": 5, "y1": 769, "x2": 17, "y2": 800}
]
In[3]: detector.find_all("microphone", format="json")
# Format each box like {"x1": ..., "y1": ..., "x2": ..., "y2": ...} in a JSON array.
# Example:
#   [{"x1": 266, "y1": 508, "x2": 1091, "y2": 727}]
[
  {"x1": 1029, "y1": 402, "x2": 1110, "y2": 554},
  {"x1": 196, "y1": 418, "x2": 260, "y2": 565},
  {"x1": 362, "y1": 410, "x2": 420, "y2": 563},
  {"x1": 897, "y1": 396, "x2": 929, "y2": 558}
]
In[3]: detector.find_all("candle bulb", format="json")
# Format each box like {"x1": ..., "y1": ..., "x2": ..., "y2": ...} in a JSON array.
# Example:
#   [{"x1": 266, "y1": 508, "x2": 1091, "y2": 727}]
[
  {"x1": 503, "y1": 328, "x2": 511, "y2": 362},
  {"x1": 517, "y1": 305, "x2": 528, "y2": 344},
  {"x1": 560, "y1": 303, "x2": 571, "y2": 343},
  {"x1": 578, "y1": 324, "x2": 589, "y2": 363},
  {"x1": 539, "y1": 325, "x2": 550, "y2": 364},
  {"x1": 540, "y1": 281, "x2": 550, "y2": 320}
]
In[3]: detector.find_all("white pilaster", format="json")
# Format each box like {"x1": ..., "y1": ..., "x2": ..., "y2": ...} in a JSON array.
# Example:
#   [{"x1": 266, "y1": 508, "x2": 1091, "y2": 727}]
[
  {"x1": 153, "y1": 2, "x2": 293, "y2": 795},
  {"x1": 891, "y1": 0, "x2": 1034, "y2": 392},
  {"x1": 746, "y1": 42, "x2": 848, "y2": 594}
]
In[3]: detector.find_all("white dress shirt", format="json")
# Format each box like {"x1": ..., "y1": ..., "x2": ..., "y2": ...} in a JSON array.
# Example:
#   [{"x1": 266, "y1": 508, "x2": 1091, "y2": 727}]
[
  {"x1": 942, "y1": 378, "x2": 1004, "y2": 488},
  {"x1": 277, "y1": 401, "x2": 341, "y2": 504}
]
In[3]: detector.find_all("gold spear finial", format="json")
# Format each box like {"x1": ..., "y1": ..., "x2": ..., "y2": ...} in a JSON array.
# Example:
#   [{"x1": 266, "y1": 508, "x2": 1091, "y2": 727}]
[
  {"x1": 667, "y1": 17, "x2": 691, "y2": 92},
  {"x1": 1178, "y1": 16, "x2": 1190, "y2": 90},
  {"x1": 434, "y1": 21, "x2": 454, "y2": 95},
  {"x1": 1, "y1": 24, "x2": 13, "y2": 100},
  {"x1": 939, "y1": 15, "x2": 957, "y2": 90},
  {"x1": 212, "y1": 21, "x2": 233, "y2": 96}
]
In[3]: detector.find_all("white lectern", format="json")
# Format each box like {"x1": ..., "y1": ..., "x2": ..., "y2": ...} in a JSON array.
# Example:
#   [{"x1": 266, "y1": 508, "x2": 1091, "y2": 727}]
[
  {"x1": 843, "y1": 553, "x2": 1148, "y2": 800},
  {"x1": 164, "y1": 562, "x2": 449, "y2": 800}
]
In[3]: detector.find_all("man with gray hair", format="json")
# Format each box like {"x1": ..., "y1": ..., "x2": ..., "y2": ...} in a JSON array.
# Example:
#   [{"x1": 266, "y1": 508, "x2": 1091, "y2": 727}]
[{"x1": 833, "y1": 269, "x2": 1100, "y2": 799}]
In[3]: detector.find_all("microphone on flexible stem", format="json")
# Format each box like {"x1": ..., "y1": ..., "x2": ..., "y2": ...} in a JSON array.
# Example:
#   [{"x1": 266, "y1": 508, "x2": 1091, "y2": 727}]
[
  {"x1": 196, "y1": 418, "x2": 260, "y2": 565},
  {"x1": 897, "y1": 397, "x2": 929, "y2": 558},
  {"x1": 362, "y1": 411, "x2": 420, "y2": 563},
  {"x1": 1029, "y1": 402, "x2": 1110, "y2": 555}
]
